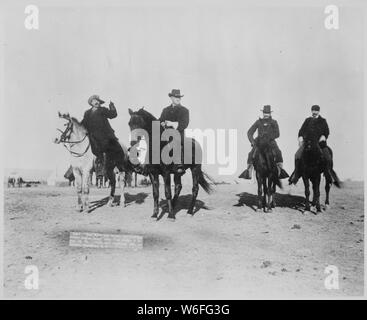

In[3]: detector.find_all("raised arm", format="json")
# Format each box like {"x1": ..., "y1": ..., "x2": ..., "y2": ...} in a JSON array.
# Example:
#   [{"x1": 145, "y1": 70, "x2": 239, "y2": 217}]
[{"x1": 101, "y1": 101, "x2": 117, "y2": 119}]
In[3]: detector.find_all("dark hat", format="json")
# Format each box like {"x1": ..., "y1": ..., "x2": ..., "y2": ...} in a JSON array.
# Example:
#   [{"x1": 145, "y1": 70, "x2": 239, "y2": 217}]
[
  {"x1": 168, "y1": 89, "x2": 184, "y2": 98},
  {"x1": 261, "y1": 105, "x2": 273, "y2": 113},
  {"x1": 311, "y1": 105, "x2": 320, "y2": 111},
  {"x1": 88, "y1": 95, "x2": 105, "y2": 106}
]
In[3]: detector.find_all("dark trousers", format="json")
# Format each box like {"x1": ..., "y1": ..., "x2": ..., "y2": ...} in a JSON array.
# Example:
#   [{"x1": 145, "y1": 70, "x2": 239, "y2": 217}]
[{"x1": 247, "y1": 140, "x2": 283, "y2": 165}]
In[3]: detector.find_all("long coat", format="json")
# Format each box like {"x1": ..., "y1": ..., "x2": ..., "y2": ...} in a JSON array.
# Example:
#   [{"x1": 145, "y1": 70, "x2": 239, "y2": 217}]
[
  {"x1": 298, "y1": 116, "x2": 329, "y2": 140},
  {"x1": 81, "y1": 105, "x2": 117, "y2": 151},
  {"x1": 247, "y1": 117, "x2": 280, "y2": 144},
  {"x1": 159, "y1": 104, "x2": 189, "y2": 133}
]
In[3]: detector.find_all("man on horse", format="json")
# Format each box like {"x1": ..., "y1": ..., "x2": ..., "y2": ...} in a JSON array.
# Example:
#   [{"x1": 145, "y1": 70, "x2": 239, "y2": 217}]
[
  {"x1": 289, "y1": 104, "x2": 331, "y2": 185},
  {"x1": 159, "y1": 89, "x2": 189, "y2": 174},
  {"x1": 240, "y1": 105, "x2": 288, "y2": 180},
  {"x1": 81, "y1": 95, "x2": 125, "y2": 169}
]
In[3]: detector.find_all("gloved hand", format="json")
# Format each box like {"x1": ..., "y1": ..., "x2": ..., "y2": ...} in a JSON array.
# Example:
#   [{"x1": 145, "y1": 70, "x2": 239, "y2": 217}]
[{"x1": 298, "y1": 136, "x2": 304, "y2": 147}]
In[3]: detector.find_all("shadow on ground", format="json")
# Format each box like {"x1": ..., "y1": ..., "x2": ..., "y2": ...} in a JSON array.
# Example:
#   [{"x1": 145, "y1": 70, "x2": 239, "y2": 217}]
[
  {"x1": 158, "y1": 194, "x2": 210, "y2": 220},
  {"x1": 234, "y1": 192, "x2": 305, "y2": 212},
  {"x1": 88, "y1": 192, "x2": 149, "y2": 213}
]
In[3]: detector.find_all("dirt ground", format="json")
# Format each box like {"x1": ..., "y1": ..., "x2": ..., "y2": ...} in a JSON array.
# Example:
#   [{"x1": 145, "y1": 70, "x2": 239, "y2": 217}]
[{"x1": 3, "y1": 179, "x2": 364, "y2": 299}]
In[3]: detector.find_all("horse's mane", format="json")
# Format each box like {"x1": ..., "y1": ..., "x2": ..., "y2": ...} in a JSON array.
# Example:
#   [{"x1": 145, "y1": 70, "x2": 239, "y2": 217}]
[
  {"x1": 70, "y1": 116, "x2": 87, "y2": 131},
  {"x1": 135, "y1": 108, "x2": 157, "y2": 121}
]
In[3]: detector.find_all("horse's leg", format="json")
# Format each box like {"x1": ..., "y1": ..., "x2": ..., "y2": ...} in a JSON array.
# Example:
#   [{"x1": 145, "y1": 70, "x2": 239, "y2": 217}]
[
  {"x1": 313, "y1": 176, "x2": 322, "y2": 213},
  {"x1": 271, "y1": 179, "x2": 276, "y2": 208},
  {"x1": 188, "y1": 167, "x2": 199, "y2": 216},
  {"x1": 73, "y1": 168, "x2": 83, "y2": 212},
  {"x1": 303, "y1": 177, "x2": 311, "y2": 211},
  {"x1": 256, "y1": 176, "x2": 263, "y2": 211},
  {"x1": 172, "y1": 174, "x2": 182, "y2": 208},
  {"x1": 266, "y1": 178, "x2": 274, "y2": 212},
  {"x1": 149, "y1": 173, "x2": 160, "y2": 219},
  {"x1": 163, "y1": 173, "x2": 175, "y2": 220},
  {"x1": 82, "y1": 169, "x2": 91, "y2": 212},
  {"x1": 106, "y1": 163, "x2": 116, "y2": 207},
  {"x1": 262, "y1": 178, "x2": 269, "y2": 212},
  {"x1": 119, "y1": 171, "x2": 126, "y2": 207}
]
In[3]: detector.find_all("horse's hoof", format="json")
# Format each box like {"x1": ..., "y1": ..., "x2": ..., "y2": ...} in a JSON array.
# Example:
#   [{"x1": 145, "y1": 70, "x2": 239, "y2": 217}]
[
  {"x1": 167, "y1": 216, "x2": 176, "y2": 221},
  {"x1": 107, "y1": 200, "x2": 115, "y2": 207}
]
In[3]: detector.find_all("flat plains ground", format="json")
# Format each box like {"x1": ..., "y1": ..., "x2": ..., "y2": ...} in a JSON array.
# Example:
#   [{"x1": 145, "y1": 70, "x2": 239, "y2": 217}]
[{"x1": 3, "y1": 180, "x2": 364, "y2": 299}]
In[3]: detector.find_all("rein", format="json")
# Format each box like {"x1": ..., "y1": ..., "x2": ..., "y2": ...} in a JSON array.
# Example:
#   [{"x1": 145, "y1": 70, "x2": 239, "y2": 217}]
[{"x1": 57, "y1": 123, "x2": 91, "y2": 158}]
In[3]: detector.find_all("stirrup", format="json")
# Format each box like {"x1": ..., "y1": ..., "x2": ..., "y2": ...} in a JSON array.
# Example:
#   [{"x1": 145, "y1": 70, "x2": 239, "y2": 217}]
[
  {"x1": 279, "y1": 168, "x2": 289, "y2": 179},
  {"x1": 239, "y1": 169, "x2": 251, "y2": 180}
]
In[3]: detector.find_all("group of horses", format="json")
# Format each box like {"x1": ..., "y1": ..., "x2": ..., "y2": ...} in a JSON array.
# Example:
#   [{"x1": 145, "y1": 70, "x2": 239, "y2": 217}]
[
  {"x1": 7, "y1": 176, "x2": 24, "y2": 188},
  {"x1": 54, "y1": 109, "x2": 341, "y2": 219},
  {"x1": 252, "y1": 135, "x2": 340, "y2": 214}
]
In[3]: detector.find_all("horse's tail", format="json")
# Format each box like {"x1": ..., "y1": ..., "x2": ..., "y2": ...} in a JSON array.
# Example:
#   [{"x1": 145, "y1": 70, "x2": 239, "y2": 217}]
[
  {"x1": 331, "y1": 169, "x2": 342, "y2": 188},
  {"x1": 198, "y1": 170, "x2": 215, "y2": 194}
]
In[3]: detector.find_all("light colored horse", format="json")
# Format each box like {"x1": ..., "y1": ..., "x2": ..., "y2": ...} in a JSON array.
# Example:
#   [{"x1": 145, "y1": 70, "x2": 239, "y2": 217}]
[{"x1": 54, "y1": 112, "x2": 126, "y2": 212}]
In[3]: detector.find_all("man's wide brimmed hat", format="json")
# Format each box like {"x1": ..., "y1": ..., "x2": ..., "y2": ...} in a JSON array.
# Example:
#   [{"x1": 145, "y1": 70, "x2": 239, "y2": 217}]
[
  {"x1": 311, "y1": 104, "x2": 320, "y2": 111},
  {"x1": 88, "y1": 95, "x2": 105, "y2": 106},
  {"x1": 261, "y1": 105, "x2": 273, "y2": 113},
  {"x1": 168, "y1": 89, "x2": 184, "y2": 98}
]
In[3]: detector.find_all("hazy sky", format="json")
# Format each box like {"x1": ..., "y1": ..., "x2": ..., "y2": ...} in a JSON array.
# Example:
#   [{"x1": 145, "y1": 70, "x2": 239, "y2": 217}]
[{"x1": 1, "y1": 0, "x2": 364, "y2": 180}]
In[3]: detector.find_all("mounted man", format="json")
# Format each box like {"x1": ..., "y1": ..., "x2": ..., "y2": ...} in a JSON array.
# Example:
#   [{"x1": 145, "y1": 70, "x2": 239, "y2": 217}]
[
  {"x1": 159, "y1": 89, "x2": 189, "y2": 174},
  {"x1": 289, "y1": 104, "x2": 331, "y2": 185},
  {"x1": 81, "y1": 95, "x2": 126, "y2": 170},
  {"x1": 240, "y1": 105, "x2": 289, "y2": 180}
]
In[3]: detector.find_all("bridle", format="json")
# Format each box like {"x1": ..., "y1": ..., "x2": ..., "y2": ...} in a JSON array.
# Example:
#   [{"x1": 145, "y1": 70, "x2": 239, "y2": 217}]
[{"x1": 57, "y1": 119, "x2": 91, "y2": 157}]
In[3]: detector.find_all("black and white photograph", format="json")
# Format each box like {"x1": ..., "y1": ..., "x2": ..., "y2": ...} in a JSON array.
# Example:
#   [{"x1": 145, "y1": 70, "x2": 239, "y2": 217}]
[{"x1": 0, "y1": 0, "x2": 365, "y2": 302}]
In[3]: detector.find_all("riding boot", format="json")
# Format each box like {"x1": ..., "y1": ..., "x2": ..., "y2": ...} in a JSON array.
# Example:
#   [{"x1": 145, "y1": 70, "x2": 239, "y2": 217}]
[
  {"x1": 276, "y1": 162, "x2": 289, "y2": 179},
  {"x1": 289, "y1": 159, "x2": 300, "y2": 185},
  {"x1": 239, "y1": 164, "x2": 253, "y2": 179}
]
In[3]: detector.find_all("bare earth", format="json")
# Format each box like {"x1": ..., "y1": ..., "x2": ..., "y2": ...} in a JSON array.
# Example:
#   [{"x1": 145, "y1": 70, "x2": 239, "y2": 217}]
[{"x1": 3, "y1": 180, "x2": 364, "y2": 299}]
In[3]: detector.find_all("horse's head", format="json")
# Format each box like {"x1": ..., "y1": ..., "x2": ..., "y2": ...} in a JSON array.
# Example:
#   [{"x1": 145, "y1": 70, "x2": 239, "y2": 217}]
[
  {"x1": 128, "y1": 107, "x2": 157, "y2": 146},
  {"x1": 302, "y1": 134, "x2": 323, "y2": 166},
  {"x1": 303, "y1": 134, "x2": 319, "y2": 153},
  {"x1": 128, "y1": 108, "x2": 148, "y2": 131},
  {"x1": 256, "y1": 135, "x2": 272, "y2": 152},
  {"x1": 54, "y1": 112, "x2": 84, "y2": 144}
]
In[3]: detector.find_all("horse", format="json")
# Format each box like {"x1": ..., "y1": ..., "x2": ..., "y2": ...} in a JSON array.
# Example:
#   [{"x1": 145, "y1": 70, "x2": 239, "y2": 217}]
[
  {"x1": 252, "y1": 137, "x2": 282, "y2": 212},
  {"x1": 300, "y1": 135, "x2": 341, "y2": 213},
  {"x1": 7, "y1": 177, "x2": 16, "y2": 188},
  {"x1": 128, "y1": 107, "x2": 214, "y2": 220},
  {"x1": 54, "y1": 112, "x2": 129, "y2": 212},
  {"x1": 16, "y1": 177, "x2": 24, "y2": 187}
]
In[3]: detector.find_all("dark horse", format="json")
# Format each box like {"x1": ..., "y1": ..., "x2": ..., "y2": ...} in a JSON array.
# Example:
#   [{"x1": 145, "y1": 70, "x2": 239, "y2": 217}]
[
  {"x1": 128, "y1": 108, "x2": 213, "y2": 220},
  {"x1": 300, "y1": 134, "x2": 341, "y2": 213},
  {"x1": 253, "y1": 137, "x2": 282, "y2": 212}
]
